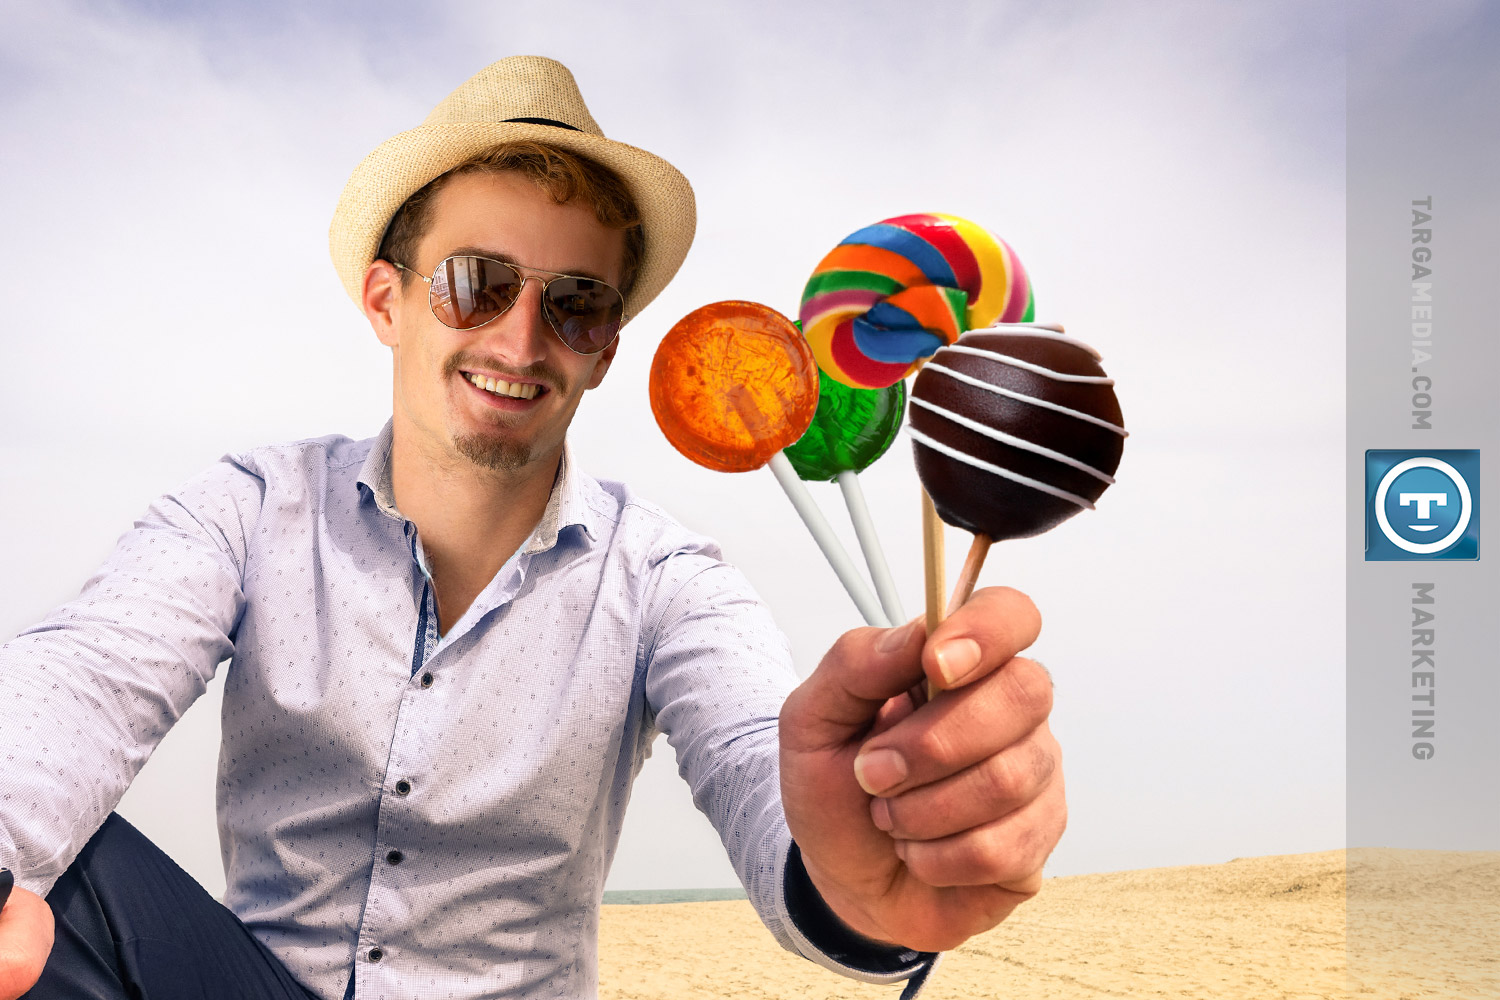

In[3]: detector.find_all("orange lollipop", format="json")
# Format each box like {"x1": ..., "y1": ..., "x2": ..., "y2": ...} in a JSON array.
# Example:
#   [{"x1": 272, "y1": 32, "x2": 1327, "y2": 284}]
[
  {"x1": 651, "y1": 300, "x2": 890, "y2": 626},
  {"x1": 650, "y1": 301, "x2": 819, "y2": 472}
]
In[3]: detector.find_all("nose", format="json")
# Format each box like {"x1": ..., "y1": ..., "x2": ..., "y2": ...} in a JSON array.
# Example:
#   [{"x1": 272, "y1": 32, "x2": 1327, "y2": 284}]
[{"x1": 474, "y1": 274, "x2": 552, "y2": 366}]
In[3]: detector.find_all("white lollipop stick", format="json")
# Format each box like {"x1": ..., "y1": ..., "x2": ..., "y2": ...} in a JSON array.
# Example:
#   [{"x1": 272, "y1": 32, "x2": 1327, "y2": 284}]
[
  {"x1": 836, "y1": 470, "x2": 906, "y2": 625},
  {"x1": 767, "y1": 452, "x2": 890, "y2": 627}
]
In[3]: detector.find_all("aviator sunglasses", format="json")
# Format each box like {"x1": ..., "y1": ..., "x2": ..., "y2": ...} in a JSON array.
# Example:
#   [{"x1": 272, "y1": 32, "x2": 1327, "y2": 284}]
[{"x1": 391, "y1": 254, "x2": 625, "y2": 355}]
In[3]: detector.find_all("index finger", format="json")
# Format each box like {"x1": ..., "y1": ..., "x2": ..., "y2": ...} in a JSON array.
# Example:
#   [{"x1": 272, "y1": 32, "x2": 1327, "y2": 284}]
[{"x1": 925, "y1": 586, "x2": 1042, "y2": 691}]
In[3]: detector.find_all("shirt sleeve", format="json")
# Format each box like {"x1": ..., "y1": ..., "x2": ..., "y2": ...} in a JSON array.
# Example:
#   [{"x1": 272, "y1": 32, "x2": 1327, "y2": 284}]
[
  {"x1": 639, "y1": 547, "x2": 937, "y2": 994},
  {"x1": 0, "y1": 458, "x2": 262, "y2": 896}
]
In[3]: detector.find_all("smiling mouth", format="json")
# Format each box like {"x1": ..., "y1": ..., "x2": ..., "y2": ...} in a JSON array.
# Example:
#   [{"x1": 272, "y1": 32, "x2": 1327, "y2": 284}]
[{"x1": 464, "y1": 372, "x2": 543, "y2": 400}]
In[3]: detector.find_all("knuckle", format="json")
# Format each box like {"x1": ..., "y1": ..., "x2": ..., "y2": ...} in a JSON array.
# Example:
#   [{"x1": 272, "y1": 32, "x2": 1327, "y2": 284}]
[
  {"x1": 1025, "y1": 738, "x2": 1058, "y2": 789},
  {"x1": 1003, "y1": 657, "x2": 1054, "y2": 720},
  {"x1": 980, "y1": 753, "x2": 1027, "y2": 805},
  {"x1": 823, "y1": 627, "x2": 867, "y2": 666},
  {"x1": 912, "y1": 723, "x2": 961, "y2": 771},
  {"x1": 955, "y1": 806, "x2": 1064, "y2": 886},
  {"x1": 1019, "y1": 815, "x2": 1061, "y2": 873},
  {"x1": 903, "y1": 840, "x2": 958, "y2": 887},
  {"x1": 957, "y1": 828, "x2": 1013, "y2": 884}
]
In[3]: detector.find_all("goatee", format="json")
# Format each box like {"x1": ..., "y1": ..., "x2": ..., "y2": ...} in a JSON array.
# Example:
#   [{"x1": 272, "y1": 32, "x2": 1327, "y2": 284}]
[{"x1": 453, "y1": 432, "x2": 532, "y2": 472}]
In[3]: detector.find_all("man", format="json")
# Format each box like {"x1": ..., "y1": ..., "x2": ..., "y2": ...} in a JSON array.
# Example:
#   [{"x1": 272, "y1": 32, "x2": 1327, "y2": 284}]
[{"x1": 0, "y1": 56, "x2": 1063, "y2": 999}]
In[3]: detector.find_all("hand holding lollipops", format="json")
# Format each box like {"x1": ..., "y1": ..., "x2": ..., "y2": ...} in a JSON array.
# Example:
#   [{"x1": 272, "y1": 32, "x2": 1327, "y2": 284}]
[{"x1": 645, "y1": 213, "x2": 1123, "y2": 954}]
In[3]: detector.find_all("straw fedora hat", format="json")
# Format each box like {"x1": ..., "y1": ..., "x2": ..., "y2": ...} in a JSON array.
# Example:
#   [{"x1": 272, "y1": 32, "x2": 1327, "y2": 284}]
[{"x1": 329, "y1": 55, "x2": 695, "y2": 324}]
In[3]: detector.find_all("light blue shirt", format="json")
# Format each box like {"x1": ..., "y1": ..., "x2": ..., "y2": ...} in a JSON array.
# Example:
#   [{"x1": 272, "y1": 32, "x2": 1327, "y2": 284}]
[{"x1": 0, "y1": 423, "x2": 931, "y2": 998}]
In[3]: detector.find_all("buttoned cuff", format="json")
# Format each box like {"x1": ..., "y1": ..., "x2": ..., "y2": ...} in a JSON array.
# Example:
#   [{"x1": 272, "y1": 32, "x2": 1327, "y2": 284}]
[{"x1": 782, "y1": 841, "x2": 941, "y2": 999}]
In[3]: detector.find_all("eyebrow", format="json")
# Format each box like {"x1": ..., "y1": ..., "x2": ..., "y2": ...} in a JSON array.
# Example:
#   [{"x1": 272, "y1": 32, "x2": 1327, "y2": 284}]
[{"x1": 445, "y1": 245, "x2": 614, "y2": 285}]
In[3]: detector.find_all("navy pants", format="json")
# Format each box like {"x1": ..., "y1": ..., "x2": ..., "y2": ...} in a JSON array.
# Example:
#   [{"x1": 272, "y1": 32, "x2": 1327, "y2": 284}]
[{"x1": 26, "y1": 813, "x2": 321, "y2": 999}]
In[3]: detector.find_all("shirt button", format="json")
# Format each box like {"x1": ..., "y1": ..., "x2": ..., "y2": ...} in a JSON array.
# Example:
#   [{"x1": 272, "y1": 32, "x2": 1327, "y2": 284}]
[
  {"x1": 386, "y1": 849, "x2": 404, "y2": 865},
  {"x1": 367, "y1": 947, "x2": 384, "y2": 962},
  {"x1": 420, "y1": 672, "x2": 434, "y2": 688},
  {"x1": 395, "y1": 779, "x2": 412, "y2": 795}
]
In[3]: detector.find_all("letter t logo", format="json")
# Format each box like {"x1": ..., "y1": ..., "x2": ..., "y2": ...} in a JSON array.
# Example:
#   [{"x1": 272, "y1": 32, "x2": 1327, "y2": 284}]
[{"x1": 1400, "y1": 492, "x2": 1448, "y2": 520}]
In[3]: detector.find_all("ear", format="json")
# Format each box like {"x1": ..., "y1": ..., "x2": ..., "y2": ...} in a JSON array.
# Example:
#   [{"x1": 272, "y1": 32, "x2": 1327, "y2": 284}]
[
  {"x1": 584, "y1": 336, "x2": 620, "y2": 390},
  {"x1": 363, "y1": 260, "x2": 404, "y2": 348}
]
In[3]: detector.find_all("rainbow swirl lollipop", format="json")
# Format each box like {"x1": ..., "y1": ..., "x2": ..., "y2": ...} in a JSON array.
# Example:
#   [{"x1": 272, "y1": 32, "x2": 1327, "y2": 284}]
[{"x1": 799, "y1": 213, "x2": 1034, "y2": 389}]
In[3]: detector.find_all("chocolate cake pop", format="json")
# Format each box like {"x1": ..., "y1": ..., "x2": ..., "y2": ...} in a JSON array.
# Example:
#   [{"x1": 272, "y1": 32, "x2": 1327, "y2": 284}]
[{"x1": 908, "y1": 323, "x2": 1126, "y2": 540}]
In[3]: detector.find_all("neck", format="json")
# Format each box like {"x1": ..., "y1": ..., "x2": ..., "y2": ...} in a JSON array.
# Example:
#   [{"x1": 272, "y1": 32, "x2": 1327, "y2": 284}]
[{"x1": 389, "y1": 423, "x2": 561, "y2": 633}]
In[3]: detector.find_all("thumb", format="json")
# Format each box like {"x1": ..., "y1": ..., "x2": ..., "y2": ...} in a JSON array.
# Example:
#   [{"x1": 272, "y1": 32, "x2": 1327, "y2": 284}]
[{"x1": 779, "y1": 617, "x2": 926, "y2": 754}]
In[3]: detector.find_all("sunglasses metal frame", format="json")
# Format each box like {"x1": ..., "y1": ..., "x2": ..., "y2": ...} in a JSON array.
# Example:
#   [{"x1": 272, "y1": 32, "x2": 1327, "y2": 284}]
[{"x1": 390, "y1": 254, "x2": 623, "y2": 356}]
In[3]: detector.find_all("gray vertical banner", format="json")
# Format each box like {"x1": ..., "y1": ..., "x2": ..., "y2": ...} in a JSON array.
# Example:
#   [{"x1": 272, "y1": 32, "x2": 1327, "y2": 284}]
[{"x1": 1348, "y1": 4, "x2": 1500, "y2": 996}]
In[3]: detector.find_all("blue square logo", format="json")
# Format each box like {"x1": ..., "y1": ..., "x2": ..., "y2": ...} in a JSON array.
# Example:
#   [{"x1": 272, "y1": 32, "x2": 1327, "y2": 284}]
[{"x1": 1365, "y1": 450, "x2": 1480, "y2": 560}]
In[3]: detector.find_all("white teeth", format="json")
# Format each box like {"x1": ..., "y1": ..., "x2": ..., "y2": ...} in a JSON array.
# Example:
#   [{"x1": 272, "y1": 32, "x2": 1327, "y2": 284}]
[{"x1": 466, "y1": 373, "x2": 540, "y2": 399}]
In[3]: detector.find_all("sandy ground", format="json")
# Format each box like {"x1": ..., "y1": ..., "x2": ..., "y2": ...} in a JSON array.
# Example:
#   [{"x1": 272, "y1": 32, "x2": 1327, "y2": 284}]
[{"x1": 599, "y1": 849, "x2": 1500, "y2": 1000}]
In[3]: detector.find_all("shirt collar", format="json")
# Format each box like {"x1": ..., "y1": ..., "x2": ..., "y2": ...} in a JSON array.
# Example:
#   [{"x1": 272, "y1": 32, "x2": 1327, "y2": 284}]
[
  {"x1": 356, "y1": 420, "x2": 402, "y2": 522},
  {"x1": 356, "y1": 419, "x2": 600, "y2": 551}
]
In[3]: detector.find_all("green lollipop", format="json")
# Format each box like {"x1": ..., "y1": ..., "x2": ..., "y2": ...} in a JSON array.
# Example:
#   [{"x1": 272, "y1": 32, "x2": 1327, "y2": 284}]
[
  {"x1": 785, "y1": 371, "x2": 905, "y2": 480},
  {"x1": 785, "y1": 370, "x2": 908, "y2": 623}
]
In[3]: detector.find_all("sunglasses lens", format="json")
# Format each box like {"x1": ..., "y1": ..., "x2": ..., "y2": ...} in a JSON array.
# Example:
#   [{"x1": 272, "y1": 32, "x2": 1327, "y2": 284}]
[
  {"x1": 429, "y1": 257, "x2": 523, "y2": 329},
  {"x1": 543, "y1": 278, "x2": 624, "y2": 354}
]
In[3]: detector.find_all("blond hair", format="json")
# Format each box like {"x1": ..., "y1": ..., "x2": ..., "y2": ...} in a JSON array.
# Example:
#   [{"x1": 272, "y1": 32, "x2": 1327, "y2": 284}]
[{"x1": 377, "y1": 141, "x2": 645, "y2": 294}]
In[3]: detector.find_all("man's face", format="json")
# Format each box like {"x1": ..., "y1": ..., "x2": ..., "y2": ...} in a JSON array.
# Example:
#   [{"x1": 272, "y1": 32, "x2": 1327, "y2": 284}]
[{"x1": 382, "y1": 170, "x2": 625, "y2": 476}]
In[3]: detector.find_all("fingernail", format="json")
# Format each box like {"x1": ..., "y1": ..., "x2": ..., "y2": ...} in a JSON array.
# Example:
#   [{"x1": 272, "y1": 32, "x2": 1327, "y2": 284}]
[
  {"x1": 893, "y1": 839, "x2": 909, "y2": 862},
  {"x1": 870, "y1": 797, "x2": 894, "y2": 832},
  {"x1": 934, "y1": 638, "x2": 983, "y2": 687},
  {"x1": 853, "y1": 748, "x2": 908, "y2": 796},
  {"x1": 876, "y1": 619, "x2": 918, "y2": 654}
]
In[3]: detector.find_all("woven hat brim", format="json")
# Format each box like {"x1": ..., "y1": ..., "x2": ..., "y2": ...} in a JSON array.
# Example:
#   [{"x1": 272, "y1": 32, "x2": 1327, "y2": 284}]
[{"x1": 329, "y1": 122, "x2": 696, "y2": 324}]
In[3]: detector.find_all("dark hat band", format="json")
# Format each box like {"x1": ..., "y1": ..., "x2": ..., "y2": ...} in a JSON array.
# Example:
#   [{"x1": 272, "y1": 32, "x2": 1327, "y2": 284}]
[{"x1": 504, "y1": 117, "x2": 582, "y2": 131}]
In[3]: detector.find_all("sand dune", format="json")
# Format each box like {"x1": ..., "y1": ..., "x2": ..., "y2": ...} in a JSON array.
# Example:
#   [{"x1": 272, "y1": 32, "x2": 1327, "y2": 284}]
[{"x1": 599, "y1": 849, "x2": 1499, "y2": 999}]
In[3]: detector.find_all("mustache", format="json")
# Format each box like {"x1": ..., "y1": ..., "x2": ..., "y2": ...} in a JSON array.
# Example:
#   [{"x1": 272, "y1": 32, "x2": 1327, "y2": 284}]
[{"x1": 443, "y1": 351, "x2": 566, "y2": 393}]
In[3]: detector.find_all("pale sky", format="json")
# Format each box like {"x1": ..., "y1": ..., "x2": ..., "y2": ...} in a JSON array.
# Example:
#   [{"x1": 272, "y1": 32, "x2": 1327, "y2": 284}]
[{"x1": 0, "y1": 0, "x2": 1346, "y2": 894}]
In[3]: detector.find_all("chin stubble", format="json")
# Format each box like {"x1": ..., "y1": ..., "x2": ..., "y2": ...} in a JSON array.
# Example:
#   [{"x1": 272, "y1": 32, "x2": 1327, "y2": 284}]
[{"x1": 453, "y1": 433, "x2": 533, "y2": 472}]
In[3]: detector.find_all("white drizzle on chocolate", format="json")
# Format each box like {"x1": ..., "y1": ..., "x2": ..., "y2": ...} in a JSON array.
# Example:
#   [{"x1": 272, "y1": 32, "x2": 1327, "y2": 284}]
[
  {"x1": 940, "y1": 343, "x2": 1115, "y2": 385},
  {"x1": 967, "y1": 321, "x2": 1102, "y2": 360},
  {"x1": 922, "y1": 362, "x2": 1128, "y2": 436},
  {"x1": 907, "y1": 426, "x2": 1097, "y2": 509},
  {"x1": 908, "y1": 396, "x2": 1116, "y2": 483}
]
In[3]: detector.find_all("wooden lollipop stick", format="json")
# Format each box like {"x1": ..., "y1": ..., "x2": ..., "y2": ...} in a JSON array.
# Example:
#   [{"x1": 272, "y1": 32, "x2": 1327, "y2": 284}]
[
  {"x1": 768, "y1": 452, "x2": 891, "y2": 628},
  {"x1": 945, "y1": 534, "x2": 993, "y2": 616},
  {"x1": 837, "y1": 470, "x2": 906, "y2": 625},
  {"x1": 920, "y1": 508, "x2": 994, "y2": 699},
  {"x1": 920, "y1": 488, "x2": 945, "y2": 635},
  {"x1": 920, "y1": 488, "x2": 945, "y2": 700}
]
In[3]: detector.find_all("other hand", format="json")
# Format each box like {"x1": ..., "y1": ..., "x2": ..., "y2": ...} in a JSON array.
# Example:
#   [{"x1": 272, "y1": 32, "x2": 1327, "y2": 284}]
[
  {"x1": 779, "y1": 586, "x2": 1064, "y2": 953},
  {"x1": 0, "y1": 885, "x2": 54, "y2": 1000}
]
